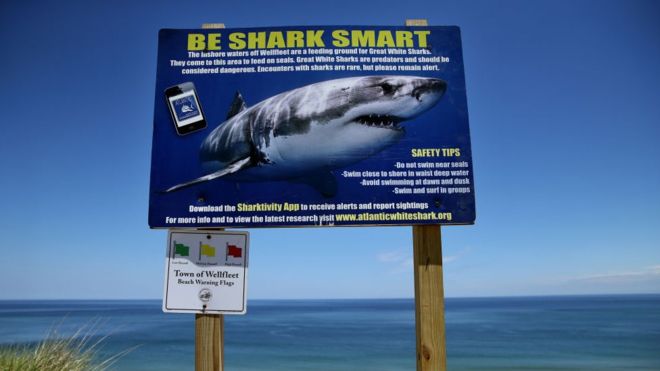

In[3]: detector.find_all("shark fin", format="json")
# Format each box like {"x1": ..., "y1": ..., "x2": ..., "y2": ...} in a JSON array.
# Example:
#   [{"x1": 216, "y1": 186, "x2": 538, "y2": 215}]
[
  {"x1": 295, "y1": 171, "x2": 338, "y2": 198},
  {"x1": 163, "y1": 157, "x2": 251, "y2": 193},
  {"x1": 226, "y1": 91, "x2": 247, "y2": 119}
]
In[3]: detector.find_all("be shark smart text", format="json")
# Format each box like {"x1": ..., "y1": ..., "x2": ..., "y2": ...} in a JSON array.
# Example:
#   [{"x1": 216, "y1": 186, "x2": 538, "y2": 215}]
[{"x1": 188, "y1": 30, "x2": 431, "y2": 51}]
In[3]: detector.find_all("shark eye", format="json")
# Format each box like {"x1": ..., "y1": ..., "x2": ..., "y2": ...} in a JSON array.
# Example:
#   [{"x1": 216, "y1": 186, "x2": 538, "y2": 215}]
[{"x1": 380, "y1": 82, "x2": 395, "y2": 95}]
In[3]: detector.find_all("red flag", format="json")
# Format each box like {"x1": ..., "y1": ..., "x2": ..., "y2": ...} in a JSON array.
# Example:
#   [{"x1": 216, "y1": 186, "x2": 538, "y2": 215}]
[{"x1": 227, "y1": 244, "x2": 242, "y2": 258}]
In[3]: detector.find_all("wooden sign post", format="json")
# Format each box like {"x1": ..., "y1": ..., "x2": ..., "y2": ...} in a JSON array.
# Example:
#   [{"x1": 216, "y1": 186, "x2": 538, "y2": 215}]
[
  {"x1": 191, "y1": 21, "x2": 228, "y2": 371},
  {"x1": 413, "y1": 224, "x2": 446, "y2": 370},
  {"x1": 406, "y1": 19, "x2": 447, "y2": 371},
  {"x1": 195, "y1": 313, "x2": 224, "y2": 371}
]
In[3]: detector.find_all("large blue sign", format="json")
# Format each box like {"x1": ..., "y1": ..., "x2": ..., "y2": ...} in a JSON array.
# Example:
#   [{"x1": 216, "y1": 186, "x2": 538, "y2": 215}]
[{"x1": 149, "y1": 26, "x2": 475, "y2": 228}]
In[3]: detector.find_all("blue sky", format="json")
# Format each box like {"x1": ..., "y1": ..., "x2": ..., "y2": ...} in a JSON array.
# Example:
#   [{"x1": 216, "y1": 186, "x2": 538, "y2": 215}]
[{"x1": 0, "y1": 0, "x2": 658, "y2": 299}]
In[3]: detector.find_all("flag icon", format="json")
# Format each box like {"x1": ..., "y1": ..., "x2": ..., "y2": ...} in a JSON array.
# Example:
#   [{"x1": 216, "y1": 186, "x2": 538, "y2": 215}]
[
  {"x1": 173, "y1": 242, "x2": 190, "y2": 257},
  {"x1": 226, "y1": 244, "x2": 242, "y2": 258},
  {"x1": 200, "y1": 244, "x2": 216, "y2": 257}
]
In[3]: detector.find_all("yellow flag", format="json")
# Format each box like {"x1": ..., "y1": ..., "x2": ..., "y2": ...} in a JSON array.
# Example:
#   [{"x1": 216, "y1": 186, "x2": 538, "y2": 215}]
[{"x1": 201, "y1": 244, "x2": 216, "y2": 257}]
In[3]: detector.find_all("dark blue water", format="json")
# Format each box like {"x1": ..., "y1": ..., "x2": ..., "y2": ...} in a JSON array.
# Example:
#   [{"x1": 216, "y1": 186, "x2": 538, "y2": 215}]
[{"x1": 0, "y1": 296, "x2": 659, "y2": 370}]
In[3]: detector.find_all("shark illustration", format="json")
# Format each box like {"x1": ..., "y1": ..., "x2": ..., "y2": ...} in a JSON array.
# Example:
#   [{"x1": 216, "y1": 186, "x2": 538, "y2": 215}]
[{"x1": 165, "y1": 75, "x2": 447, "y2": 197}]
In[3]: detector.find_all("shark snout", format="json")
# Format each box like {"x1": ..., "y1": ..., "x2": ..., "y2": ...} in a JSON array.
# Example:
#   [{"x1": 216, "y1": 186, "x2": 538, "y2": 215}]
[{"x1": 412, "y1": 78, "x2": 447, "y2": 101}]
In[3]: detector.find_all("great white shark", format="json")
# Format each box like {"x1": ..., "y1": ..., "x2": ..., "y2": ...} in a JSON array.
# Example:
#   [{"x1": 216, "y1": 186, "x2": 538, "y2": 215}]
[{"x1": 165, "y1": 75, "x2": 447, "y2": 197}]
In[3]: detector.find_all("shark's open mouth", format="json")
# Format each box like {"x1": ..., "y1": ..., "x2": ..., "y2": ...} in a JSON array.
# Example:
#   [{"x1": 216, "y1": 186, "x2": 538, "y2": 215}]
[{"x1": 355, "y1": 114, "x2": 404, "y2": 131}]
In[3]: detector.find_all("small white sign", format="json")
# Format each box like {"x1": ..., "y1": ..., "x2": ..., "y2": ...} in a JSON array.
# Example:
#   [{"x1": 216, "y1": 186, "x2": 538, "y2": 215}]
[{"x1": 163, "y1": 230, "x2": 249, "y2": 314}]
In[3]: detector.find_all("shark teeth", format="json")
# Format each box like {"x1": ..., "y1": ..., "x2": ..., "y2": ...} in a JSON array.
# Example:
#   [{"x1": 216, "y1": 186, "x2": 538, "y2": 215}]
[{"x1": 355, "y1": 114, "x2": 403, "y2": 130}]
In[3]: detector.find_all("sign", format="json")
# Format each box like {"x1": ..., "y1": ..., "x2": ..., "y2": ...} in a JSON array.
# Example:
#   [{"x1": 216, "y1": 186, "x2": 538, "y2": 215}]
[
  {"x1": 149, "y1": 26, "x2": 475, "y2": 228},
  {"x1": 163, "y1": 230, "x2": 249, "y2": 314}
]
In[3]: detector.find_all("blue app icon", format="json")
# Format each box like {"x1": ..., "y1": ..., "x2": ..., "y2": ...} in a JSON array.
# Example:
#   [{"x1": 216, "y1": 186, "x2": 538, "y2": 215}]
[{"x1": 173, "y1": 95, "x2": 200, "y2": 121}]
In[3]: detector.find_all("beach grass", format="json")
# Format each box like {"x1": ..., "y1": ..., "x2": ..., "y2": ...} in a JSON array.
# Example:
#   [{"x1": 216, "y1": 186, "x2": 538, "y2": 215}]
[{"x1": 0, "y1": 319, "x2": 136, "y2": 371}]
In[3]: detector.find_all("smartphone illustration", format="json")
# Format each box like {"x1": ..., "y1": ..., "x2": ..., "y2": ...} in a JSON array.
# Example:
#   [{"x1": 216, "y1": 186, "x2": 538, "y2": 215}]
[{"x1": 165, "y1": 82, "x2": 207, "y2": 135}]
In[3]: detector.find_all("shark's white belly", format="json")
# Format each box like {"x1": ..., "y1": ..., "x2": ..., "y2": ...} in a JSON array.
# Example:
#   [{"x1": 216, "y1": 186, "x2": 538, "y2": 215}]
[{"x1": 239, "y1": 121, "x2": 403, "y2": 180}]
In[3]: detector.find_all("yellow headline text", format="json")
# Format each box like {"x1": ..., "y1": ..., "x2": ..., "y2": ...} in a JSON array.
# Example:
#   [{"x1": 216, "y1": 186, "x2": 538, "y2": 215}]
[{"x1": 187, "y1": 29, "x2": 431, "y2": 51}]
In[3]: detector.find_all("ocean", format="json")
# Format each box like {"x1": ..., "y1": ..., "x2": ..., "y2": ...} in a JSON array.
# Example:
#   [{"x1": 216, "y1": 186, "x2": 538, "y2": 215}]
[{"x1": 0, "y1": 295, "x2": 659, "y2": 370}]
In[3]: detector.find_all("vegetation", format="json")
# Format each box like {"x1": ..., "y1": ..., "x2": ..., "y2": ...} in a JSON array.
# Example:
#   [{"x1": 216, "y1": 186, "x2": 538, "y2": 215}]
[{"x1": 0, "y1": 321, "x2": 135, "y2": 371}]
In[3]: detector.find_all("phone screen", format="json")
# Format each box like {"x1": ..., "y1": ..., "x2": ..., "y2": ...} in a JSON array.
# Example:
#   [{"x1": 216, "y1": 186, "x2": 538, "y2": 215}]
[
  {"x1": 165, "y1": 83, "x2": 207, "y2": 135},
  {"x1": 169, "y1": 91, "x2": 202, "y2": 127}
]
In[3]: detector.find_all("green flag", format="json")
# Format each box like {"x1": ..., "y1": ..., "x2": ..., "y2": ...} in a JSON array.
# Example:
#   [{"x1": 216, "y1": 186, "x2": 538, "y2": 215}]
[{"x1": 174, "y1": 243, "x2": 190, "y2": 257}]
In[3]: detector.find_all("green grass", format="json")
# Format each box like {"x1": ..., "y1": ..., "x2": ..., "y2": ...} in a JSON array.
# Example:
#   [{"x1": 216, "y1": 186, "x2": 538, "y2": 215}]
[{"x1": 0, "y1": 320, "x2": 136, "y2": 371}]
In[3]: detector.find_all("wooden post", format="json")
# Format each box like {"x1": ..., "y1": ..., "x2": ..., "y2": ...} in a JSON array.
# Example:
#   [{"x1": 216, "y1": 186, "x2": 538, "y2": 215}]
[
  {"x1": 405, "y1": 18, "x2": 445, "y2": 371},
  {"x1": 195, "y1": 314, "x2": 224, "y2": 371},
  {"x1": 196, "y1": 224, "x2": 225, "y2": 371},
  {"x1": 413, "y1": 225, "x2": 446, "y2": 370},
  {"x1": 201, "y1": 23, "x2": 226, "y2": 29},
  {"x1": 405, "y1": 19, "x2": 429, "y2": 27},
  {"x1": 193, "y1": 21, "x2": 227, "y2": 371}
]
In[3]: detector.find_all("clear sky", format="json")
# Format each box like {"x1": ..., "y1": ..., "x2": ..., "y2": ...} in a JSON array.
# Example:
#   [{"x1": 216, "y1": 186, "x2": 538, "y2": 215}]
[{"x1": 0, "y1": 0, "x2": 658, "y2": 299}]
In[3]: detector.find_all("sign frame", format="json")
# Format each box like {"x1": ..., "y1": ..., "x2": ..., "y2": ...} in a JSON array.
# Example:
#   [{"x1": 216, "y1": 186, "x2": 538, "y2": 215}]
[
  {"x1": 149, "y1": 25, "x2": 476, "y2": 229},
  {"x1": 163, "y1": 229, "x2": 249, "y2": 314}
]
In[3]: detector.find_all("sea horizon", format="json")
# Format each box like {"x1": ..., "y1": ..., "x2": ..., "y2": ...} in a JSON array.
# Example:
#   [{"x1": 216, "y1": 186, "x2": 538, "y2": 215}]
[
  {"x1": 3, "y1": 292, "x2": 659, "y2": 302},
  {"x1": 2, "y1": 294, "x2": 659, "y2": 370}
]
